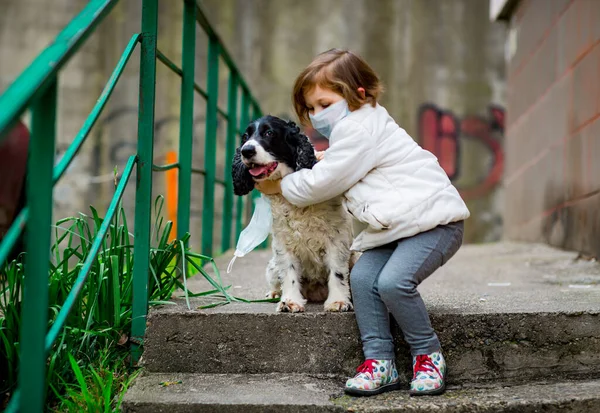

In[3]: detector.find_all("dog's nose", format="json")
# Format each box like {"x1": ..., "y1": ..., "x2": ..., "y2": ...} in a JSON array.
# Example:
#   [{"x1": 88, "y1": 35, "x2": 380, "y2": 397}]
[{"x1": 241, "y1": 145, "x2": 256, "y2": 159}]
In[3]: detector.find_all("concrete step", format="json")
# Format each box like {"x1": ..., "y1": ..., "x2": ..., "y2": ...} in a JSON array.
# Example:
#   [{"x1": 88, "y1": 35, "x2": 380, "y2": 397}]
[
  {"x1": 142, "y1": 243, "x2": 600, "y2": 386},
  {"x1": 142, "y1": 301, "x2": 600, "y2": 386},
  {"x1": 122, "y1": 373, "x2": 600, "y2": 413}
]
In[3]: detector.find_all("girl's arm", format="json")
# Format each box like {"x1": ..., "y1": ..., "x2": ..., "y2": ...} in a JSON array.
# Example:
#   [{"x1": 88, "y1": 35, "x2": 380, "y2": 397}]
[
  {"x1": 255, "y1": 149, "x2": 327, "y2": 195},
  {"x1": 281, "y1": 119, "x2": 377, "y2": 207}
]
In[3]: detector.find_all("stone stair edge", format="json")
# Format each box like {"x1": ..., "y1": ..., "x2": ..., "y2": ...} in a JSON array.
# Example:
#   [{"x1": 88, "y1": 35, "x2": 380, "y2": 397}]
[
  {"x1": 122, "y1": 372, "x2": 600, "y2": 413},
  {"x1": 148, "y1": 304, "x2": 600, "y2": 317}
]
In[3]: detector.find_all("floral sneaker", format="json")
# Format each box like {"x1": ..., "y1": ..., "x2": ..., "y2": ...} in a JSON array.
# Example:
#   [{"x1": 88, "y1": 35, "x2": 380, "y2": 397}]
[
  {"x1": 410, "y1": 351, "x2": 447, "y2": 396},
  {"x1": 344, "y1": 359, "x2": 401, "y2": 396}
]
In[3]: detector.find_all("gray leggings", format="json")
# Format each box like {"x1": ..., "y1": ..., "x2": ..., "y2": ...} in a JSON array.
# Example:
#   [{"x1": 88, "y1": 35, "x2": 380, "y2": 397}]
[{"x1": 350, "y1": 221, "x2": 464, "y2": 359}]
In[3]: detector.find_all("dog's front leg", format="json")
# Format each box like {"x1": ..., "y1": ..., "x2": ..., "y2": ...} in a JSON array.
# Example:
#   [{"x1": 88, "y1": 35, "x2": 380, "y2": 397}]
[
  {"x1": 277, "y1": 261, "x2": 306, "y2": 313},
  {"x1": 324, "y1": 246, "x2": 353, "y2": 312},
  {"x1": 265, "y1": 256, "x2": 282, "y2": 299}
]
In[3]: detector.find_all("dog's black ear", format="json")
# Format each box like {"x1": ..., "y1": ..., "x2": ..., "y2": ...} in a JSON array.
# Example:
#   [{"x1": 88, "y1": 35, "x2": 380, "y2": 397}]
[
  {"x1": 286, "y1": 121, "x2": 317, "y2": 171},
  {"x1": 286, "y1": 120, "x2": 301, "y2": 135},
  {"x1": 232, "y1": 148, "x2": 255, "y2": 196}
]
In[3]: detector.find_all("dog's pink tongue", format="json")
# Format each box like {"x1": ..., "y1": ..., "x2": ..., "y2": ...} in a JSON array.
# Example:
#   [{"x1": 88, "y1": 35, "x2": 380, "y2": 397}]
[{"x1": 249, "y1": 165, "x2": 269, "y2": 176}]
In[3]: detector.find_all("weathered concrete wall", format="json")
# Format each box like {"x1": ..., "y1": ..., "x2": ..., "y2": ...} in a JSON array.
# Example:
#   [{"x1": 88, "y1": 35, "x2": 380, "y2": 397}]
[
  {"x1": 1, "y1": 0, "x2": 506, "y2": 250},
  {"x1": 503, "y1": 0, "x2": 600, "y2": 258}
]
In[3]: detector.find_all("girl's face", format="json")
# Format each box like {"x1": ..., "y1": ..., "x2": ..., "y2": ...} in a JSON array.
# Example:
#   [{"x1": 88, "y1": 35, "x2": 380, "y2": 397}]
[{"x1": 304, "y1": 85, "x2": 344, "y2": 116}]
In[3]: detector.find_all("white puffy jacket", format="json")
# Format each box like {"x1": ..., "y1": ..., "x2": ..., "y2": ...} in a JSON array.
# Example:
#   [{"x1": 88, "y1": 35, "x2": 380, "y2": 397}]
[{"x1": 281, "y1": 103, "x2": 470, "y2": 252}]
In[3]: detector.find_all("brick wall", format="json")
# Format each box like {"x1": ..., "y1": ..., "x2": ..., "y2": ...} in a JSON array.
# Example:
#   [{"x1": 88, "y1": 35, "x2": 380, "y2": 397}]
[{"x1": 504, "y1": 0, "x2": 600, "y2": 257}]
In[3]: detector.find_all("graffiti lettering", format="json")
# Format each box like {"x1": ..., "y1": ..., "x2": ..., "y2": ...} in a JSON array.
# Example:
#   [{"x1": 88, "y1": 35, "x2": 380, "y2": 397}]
[
  {"x1": 91, "y1": 106, "x2": 223, "y2": 167},
  {"x1": 417, "y1": 104, "x2": 505, "y2": 200}
]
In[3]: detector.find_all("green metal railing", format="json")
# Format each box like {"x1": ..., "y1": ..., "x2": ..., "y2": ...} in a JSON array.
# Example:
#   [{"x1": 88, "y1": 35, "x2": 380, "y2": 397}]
[{"x1": 0, "y1": 0, "x2": 262, "y2": 411}]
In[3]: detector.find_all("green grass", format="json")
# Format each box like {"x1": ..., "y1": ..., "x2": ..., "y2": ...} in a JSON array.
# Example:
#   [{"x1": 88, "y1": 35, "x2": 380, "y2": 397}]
[
  {"x1": 52, "y1": 350, "x2": 141, "y2": 413},
  {"x1": 0, "y1": 195, "x2": 242, "y2": 411}
]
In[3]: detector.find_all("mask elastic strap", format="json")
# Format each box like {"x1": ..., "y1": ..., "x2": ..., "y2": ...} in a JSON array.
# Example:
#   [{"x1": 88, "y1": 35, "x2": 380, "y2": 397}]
[{"x1": 227, "y1": 255, "x2": 237, "y2": 274}]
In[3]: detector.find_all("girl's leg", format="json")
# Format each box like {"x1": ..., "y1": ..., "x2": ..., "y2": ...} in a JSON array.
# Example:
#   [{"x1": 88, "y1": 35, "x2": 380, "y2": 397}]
[
  {"x1": 345, "y1": 244, "x2": 403, "y2": 396},
  {"x1": 376, "y1": 221, "x2": 464, "y2": 396},
  {"x1": 376, "y1": 221, "x2": 463, "y2": 355},
  {"x1": 349, "y1": 244, "x2": 396, "y2": 359}
]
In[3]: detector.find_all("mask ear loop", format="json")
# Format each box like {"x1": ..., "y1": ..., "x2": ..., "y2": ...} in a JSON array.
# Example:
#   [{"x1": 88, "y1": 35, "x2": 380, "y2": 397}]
[{"x1": 227, "y1": 255, "x2": 237, "y2": 274}]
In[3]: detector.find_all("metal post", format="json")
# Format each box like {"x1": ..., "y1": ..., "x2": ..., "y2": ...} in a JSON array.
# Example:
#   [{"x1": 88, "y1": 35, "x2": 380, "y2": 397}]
[
  {"x1": 221, "y1": 72, "x2": 239, "y2": 252},
  {"x1": 201, "y1": 36, "x2": 219, "y2": 257},
  {"x1": 236, "y1": 90, "x2": 250, "y2": 239},
  {"x1": 131, "y1": 0, "x2": 158, "y2": 362},
  {"x1": 249, "y1": 104, "x2": 269, "y2": 249},
  {"x1": 18, "y1": 78, "x2": 57, "y2": 412},
  {"x1": 250, "y1": 104, "x2": 261, "y2": 212},
  {"x1": 244, "y1": 103, "x2": 260, "y2": 226},
  {"x1": 177, "y1": 0, "x2": 196, "y2": 242}
]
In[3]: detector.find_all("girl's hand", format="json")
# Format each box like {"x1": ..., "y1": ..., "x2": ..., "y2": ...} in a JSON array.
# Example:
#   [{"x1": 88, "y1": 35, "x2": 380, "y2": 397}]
[
  {"x1": 315, "y1": 151, "x2": 325, "y2": 161},
  {"x1": 255, "y1": 179, "x2": 282, "y2": 195}
]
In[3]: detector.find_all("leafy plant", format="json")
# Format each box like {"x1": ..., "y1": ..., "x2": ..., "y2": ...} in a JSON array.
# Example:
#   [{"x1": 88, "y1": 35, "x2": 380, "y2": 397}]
[{"x1": 0, "y1": 195, "x2": 234, "y2": 411}]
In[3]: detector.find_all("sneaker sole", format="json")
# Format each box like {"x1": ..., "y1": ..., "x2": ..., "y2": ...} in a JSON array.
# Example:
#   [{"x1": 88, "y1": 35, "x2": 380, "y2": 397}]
[{"x1": 344, "y1": 381, "x2": 402, "y2": 397}]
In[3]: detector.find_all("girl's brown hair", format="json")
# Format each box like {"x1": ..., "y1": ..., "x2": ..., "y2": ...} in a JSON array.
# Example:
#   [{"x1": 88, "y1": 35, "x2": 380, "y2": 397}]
[{"x1": 292, "y1": 49, "x2": 383, "y2": 125}]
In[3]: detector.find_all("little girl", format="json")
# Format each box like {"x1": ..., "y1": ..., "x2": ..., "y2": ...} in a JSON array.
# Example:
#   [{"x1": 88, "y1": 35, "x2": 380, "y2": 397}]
[{"x1": 256, "y1": 49, "x2": 469, "y2": 397}]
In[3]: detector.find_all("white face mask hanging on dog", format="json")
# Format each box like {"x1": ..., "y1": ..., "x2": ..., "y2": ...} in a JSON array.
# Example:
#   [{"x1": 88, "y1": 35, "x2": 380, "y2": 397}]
[
  {"x1": 227, "y1": 195, "x2": 273, "y2": 273},
  {"x1": 309, "y1": 99, "x2": 350, "y2": 139}
]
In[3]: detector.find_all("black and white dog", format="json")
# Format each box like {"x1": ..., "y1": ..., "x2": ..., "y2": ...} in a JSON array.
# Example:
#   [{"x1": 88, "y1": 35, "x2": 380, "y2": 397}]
[{"x1": 232, "y1": 116, "x2": 354, "y2": 313}]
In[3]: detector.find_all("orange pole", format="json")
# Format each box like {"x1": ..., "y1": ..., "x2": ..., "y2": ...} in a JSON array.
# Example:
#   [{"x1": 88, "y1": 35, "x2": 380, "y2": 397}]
[{"x1": 165, "y1": 151, "x2": 178, "y2": 241}]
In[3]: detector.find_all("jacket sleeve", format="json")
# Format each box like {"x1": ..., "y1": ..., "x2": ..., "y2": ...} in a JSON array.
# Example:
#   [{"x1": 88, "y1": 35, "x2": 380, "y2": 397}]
[{"x1": 281, "y1": 119, "x2": 378, "y2": 207}]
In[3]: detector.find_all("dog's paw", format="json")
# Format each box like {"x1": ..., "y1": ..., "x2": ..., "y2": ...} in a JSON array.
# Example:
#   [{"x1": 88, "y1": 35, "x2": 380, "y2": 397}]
[
  {"x1": 324, "y1": 300, "x2": 353, "y2": 312},
  {"x1": 277, "y1": 299, "x2": 305, "y2": 313},
  {"x1": 266, "y1": 290, "x2": 281, "y2": 299}
]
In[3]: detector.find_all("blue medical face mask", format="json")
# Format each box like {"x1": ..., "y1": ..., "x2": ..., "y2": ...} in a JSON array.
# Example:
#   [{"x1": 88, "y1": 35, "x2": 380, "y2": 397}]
[
  {"x1": 227, "y1": 195, "x2": 272, "y2": 273},
  {"x1": 309, "y1": 99, "x2": 350, "y2": 139}
]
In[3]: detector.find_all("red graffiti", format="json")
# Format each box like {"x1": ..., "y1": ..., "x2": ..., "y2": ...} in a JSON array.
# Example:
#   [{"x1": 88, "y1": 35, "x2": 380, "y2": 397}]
[
  {"x1": 418, "y1": 105, "x2": 461, "y2": 180},
  {"x1": 418, "y1": 104, "x2": 504, "y2": 200}
]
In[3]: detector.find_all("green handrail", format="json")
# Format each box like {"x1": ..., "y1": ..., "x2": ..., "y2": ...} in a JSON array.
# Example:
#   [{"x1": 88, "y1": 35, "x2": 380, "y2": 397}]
[
  {"x1": 130, "y1": 0, "x2": 158, "y2": 364},
  {"x1": 152, "y1": 4, "x2": 266, "y2": 257},
  {"x1": 19, "y1": 77, "x2": 57, "y2": 413},
  {"x1": 202, "y1": 36, "x2": 220, "y2": 257},
  {"x1": 236, "y1": 90, "x2": 252, "y2": 239},
  {"x1": 222, "y1": 71, "x2": 239, "y2": 251},
  {"x1": 177, "y1": 0, "x2": 196, "y2": 244},
  {"x1": 0, "y1": 0, "x2": 264, "y2": 410}
]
